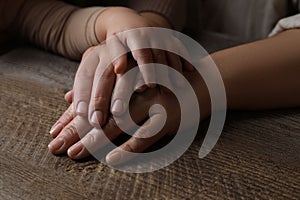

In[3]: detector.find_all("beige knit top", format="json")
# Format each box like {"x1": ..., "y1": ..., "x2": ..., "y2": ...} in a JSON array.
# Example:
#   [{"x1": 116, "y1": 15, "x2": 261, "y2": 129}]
[{"x1": 0, "y1": 0, "x2": 186, "y2": 59}]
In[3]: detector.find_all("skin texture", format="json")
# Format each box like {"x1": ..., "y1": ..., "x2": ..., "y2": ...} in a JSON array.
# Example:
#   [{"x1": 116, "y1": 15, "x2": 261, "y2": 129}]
[
  {"x1": 50, "y1": 69, "x2": 210, "y2": 164},
  {"x1": 1, "y1": 1, "x2": 192, "y2": 155},
  {"x1": 49, "y1": 29, "x2": 300, "y2": 165},
  {"x1": 212, "y1": 29, "x2": 300, "y2": 110},
  {"x1": 72, "y1": 7, "x2": 193, "y2": 127}
]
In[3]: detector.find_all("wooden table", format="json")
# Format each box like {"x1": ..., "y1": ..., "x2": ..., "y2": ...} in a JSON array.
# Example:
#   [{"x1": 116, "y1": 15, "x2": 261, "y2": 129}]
[{"x1": 0, "y1": 47, "x2": 299, "y2": 199}]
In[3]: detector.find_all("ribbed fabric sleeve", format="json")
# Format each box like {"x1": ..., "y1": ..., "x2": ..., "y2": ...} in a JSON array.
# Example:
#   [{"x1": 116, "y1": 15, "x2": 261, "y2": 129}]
[{"x1": 1, "y1": 0, "x2": 105, "y2": 60}]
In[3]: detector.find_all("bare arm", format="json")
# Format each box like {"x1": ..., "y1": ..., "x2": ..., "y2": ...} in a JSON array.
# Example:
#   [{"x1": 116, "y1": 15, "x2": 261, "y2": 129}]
[
  {"x1": 211, "y1": 29, "x2": 300, "y2": 110},
  {"x1": 48, "y1": 29, "x2": 300, "y2": 162}
]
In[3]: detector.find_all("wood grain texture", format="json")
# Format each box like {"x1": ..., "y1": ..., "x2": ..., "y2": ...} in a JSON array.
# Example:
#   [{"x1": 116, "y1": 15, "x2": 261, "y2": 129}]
[{"x1": 0, "y1": 48, "x2": 299, "y2": 199}]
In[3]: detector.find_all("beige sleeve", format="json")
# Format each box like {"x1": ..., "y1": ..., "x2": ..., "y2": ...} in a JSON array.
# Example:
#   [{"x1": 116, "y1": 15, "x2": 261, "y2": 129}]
[
  {"x1": 0, "y1": 0, "x2": 106, "y2": 60},
  {"x1": 128, "y1": 0, "x2": 187, "y2": 31}
]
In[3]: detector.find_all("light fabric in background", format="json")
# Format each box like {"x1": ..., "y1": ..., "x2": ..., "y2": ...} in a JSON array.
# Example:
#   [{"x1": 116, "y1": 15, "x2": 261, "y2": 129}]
[{"x1": 186, "y1": 0, "x2": 299, "y2": 43}]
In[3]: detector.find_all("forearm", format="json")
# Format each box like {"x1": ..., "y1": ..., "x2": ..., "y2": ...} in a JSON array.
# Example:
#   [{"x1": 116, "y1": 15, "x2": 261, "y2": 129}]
[
  {"x1": 2, "y1": 0, "x2": 105, "y2": 60},
  {"x1": 211, "y1": 29, "x2": 300, "y2": 110}
]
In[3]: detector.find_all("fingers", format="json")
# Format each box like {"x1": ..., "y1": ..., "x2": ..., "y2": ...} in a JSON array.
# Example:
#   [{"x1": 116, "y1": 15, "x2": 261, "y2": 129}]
[
  {"x1": 89, "y1": 63, "x2": 115, "y2": 127},
  {"x1": 151, "y1": 49, "x2": 173, "y2": 93},
  {"x1": 134, "y1": 72, "x2": 147, "y2": 92},
  {"x1": 73, "y1": 47, "x2": 100, "y2": 117},
  {"x1": 113, "y1": 54, "x2": 127, "y2": 74},
  {"x1": 67, "y1": 117, "x2": 123, "y2": 160},
  {"x1": 106, "y1": 113, "x2": 166, "y2": 166},
  {"x1": 120, "y1": 31, "x2": 156, "y2": 88},
  {"x1": 48, "y1": 116, "x2": 91, "y2": 155},
  {"x1": 68, "y1": 90, "x2": 154, "y2": 160},
  {"x1": 64, "y1": 90, "x2": 73, "y2": 104},
  {"x1": 172, "y1": 38, "x2": 194, "y2": 71},
  {"x1": 111, "y1": 69, "x2": 136, "y2": 116},
  {"x1": 166, "y1": 52, "x2": 185, "y2": 87},
  {"x1": 131, "y1": 49, "x2": 156, "y2": 88},
  {"x1": 106, "y1": 35, "x2": 128, "y2": 74},
  {"x1": 49, "y1": 105, "x2": 75, "y2": 138}
]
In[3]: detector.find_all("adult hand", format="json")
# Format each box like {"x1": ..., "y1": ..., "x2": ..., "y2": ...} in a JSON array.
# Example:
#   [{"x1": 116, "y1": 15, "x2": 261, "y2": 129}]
[
  {"x1": 71, "y1": 7, "x2": 193, "y2": 127},
  {"x1": 49, "y1": 87, "x2": 181, "y2": 164},
  {"x1": 49, "y1": 68, "x2": 210, "y2": 166}
]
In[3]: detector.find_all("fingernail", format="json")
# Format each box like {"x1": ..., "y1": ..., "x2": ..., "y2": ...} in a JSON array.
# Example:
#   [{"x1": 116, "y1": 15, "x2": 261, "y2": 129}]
[
  {"x1": 49, "y1": 123, "x2": 63, "y2": 137},
  {"x1": 48, "y1": 138, "x2": 64, "y2": 153},
  {"x1": 76, "y1": 101, "x2": 88, "y2": 116},
  {"x1": 91, "y1": 111, "x2": 103, "y2": 126},
  {"x1": 68, "y1": 143, "x2": 83, "y2": 158},
  {"x1": 112, "y1": 99, "x2": 124, "y2": 115},
  {"x1": 106, "y1": 151, "x2": 122, "y2": 165}
]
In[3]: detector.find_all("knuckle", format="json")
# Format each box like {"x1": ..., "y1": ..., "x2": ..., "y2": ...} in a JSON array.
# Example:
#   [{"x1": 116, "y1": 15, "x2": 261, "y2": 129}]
[
  {"x1": 124, "y1": 143, "x2": 135, "y2": 153},
  {"x1": 85, "y1": 132, "x2": 97, "y2": 144},
  {"x1": 76, "y1": 67, "x2": 94, "y2": 82},
  {"x1": 58, "y1": 110, "x2": 74, "y2": 125},
  {"x1": 125, "y1": 139, "x2": 139, "y2": 153},
  {"x1": 62, "y1": 125, "x2": 77, "y2": 139},
  {"x1": 92, "y1": 96, "x2": 110, "y2": 104},
  {"x1": 135, "y1": 128, "x2": 150, "y2": 138},
  {"x1": 75, "y1": 93, "x2": 90, "y2": 104},
  {"x1": 91, "y1": 96, "x2": 110, "y2": 110},
  {"x1": 65, "y1": 109, "x2": 75, "y2": 119}
]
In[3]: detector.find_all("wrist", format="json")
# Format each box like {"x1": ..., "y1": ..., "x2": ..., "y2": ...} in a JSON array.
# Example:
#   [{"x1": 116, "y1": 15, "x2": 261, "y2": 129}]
[
  {"x1": 95, "y1": 8, "x2": 112, "y2": 43},
  {"x1": 95, "y1": 7, "x2": 152, "y2": 42},
  {"x1": 95, "y1": 7, "x2": 133, "y2": 42}
]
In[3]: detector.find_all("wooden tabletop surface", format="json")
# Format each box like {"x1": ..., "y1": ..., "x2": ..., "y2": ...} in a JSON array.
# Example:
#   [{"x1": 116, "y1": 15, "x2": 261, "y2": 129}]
[{"x1": 0, "y1": 47, "x2": 299, "y2": 200}]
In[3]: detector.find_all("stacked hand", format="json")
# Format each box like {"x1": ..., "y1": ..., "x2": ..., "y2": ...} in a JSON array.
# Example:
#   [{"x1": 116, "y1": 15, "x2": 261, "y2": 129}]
[
  {"x1": 47, "y1": 54, "x2": 211, "y2": 166},
  {"x1": 48, "y1": 7, "x2": 206, "y2": 166},
  {"x1": 70, "y1": 7, "x2": 193, "y2": 127}
]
